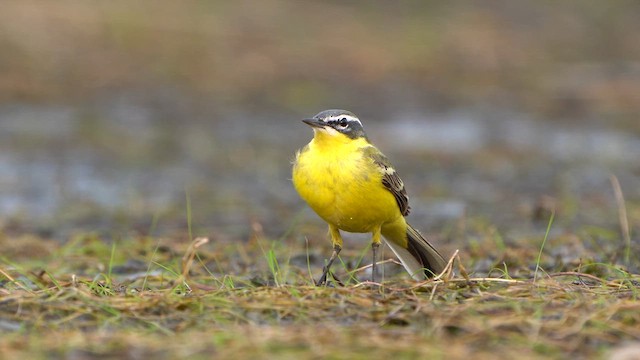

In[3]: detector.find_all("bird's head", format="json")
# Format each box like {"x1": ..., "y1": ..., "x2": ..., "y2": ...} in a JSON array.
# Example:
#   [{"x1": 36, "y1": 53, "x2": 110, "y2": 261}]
[{"x1": 302, "y1": 109, "x2": 367, "y2": 140}]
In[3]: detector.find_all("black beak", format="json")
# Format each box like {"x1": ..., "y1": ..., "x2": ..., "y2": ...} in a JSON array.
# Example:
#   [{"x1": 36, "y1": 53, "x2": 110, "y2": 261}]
[{"x1": 302, "y1": 118, "x2": 325, "y2": 128}]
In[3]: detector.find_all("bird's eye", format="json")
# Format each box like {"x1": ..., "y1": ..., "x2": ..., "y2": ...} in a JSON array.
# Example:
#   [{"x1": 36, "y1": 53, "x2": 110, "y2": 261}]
[{"x1": 338, "y1": 118, "x2": 348, "y2": 128}]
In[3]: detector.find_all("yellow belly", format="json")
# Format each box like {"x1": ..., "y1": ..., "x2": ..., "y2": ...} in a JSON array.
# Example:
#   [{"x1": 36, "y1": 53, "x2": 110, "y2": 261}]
[{"x1": 292, "y1": 139, "x2": 402, "y2": 233}]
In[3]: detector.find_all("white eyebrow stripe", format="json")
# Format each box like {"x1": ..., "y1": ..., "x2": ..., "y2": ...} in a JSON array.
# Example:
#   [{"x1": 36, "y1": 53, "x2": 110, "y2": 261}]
[{"x1": 325, "y1": 115, "x2": 362, "y2": 125}]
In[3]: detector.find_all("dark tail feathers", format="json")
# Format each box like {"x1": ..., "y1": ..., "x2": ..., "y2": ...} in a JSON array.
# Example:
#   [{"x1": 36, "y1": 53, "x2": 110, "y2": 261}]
[{"x1": 405, "y1": 224, "x2": 447, "y2": 278}]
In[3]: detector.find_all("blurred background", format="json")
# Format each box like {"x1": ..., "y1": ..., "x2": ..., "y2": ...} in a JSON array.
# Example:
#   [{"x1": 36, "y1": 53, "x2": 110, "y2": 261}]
[{"x1": 1, "y1": 1, "x2": 638, "y2": 269}]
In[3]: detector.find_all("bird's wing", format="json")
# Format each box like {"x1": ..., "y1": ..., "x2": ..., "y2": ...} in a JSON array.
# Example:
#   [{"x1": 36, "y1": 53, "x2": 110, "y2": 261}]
[{"x1": 363, "y1": 146, "x2": 411, "y2": 216}]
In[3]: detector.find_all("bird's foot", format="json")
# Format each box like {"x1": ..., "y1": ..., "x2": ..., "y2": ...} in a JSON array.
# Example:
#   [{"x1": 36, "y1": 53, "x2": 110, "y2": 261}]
[{"x1": 315, "y1": 270, "x2": 344, "y2": 287}]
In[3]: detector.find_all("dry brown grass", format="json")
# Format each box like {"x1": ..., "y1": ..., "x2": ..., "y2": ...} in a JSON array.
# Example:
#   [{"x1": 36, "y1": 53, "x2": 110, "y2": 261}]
[{"x1": 1, "y1": 232, "x2": 639, "y2": 359}]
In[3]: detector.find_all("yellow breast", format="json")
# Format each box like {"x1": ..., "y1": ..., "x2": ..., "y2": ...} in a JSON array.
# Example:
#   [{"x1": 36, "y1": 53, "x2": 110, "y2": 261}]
[{"x1": 292, "y1": 131, "x2": 401, "y2": 233}]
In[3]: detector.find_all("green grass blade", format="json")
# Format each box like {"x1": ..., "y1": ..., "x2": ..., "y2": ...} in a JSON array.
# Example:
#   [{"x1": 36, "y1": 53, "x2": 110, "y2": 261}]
[{"x1": 534, "y1": 211, "x2": 555, "y2": 282}]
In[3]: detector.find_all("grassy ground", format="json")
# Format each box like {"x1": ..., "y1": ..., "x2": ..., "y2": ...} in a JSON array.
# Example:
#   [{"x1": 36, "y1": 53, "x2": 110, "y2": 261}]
[{"x1": 1, "y1": 212, "x2": 639, "y2": 359}]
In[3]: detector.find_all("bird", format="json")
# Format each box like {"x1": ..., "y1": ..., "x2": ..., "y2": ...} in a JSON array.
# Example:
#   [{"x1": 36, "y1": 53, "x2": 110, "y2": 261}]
[{"x1": 292, "y1": 109, "x2": 447, "y2": 285}]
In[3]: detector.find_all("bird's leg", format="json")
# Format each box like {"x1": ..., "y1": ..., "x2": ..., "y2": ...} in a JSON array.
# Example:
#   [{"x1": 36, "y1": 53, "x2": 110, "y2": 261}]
[
  {"x1": 371, "y1": 228, "x2": 382, "y2": 283},
  {"x1": 316, "y1": 225, "x2": 343, "y2": 286},
  {"x1": 316, "y1": 244, "x2": 341, "y2": 286},
  {"x1": 371, "y1": 243, "x2": 380, "y2": 283}
]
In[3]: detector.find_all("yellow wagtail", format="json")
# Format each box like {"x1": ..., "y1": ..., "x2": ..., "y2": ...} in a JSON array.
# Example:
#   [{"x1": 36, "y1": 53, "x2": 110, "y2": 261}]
[{"x1": 292, "y1": 109, "x2": 447, "y2": 285}]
